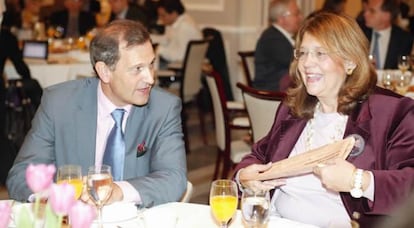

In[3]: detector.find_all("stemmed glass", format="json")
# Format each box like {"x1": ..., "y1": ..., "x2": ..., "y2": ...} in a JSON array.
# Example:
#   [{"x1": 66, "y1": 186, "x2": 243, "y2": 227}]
[
  {"x1": 241, "y1": 188, "x2": 270, "y2": 228},
  {"x1": 209, "y1": 179, "x2": 238, "y2": 228},
  {"x1": 398, "y1": 55, "x2": 410, "y2": 74},
  {"x1": 86, "y1": 165, "x2": 113, "y2": 227},
  {"x1": 56, "y1": 165, "x2": 83, "y2": 199}
]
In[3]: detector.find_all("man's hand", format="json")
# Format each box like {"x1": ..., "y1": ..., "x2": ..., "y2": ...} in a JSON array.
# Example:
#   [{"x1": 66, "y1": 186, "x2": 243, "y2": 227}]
[{"x1": 239, "y1": 163, "x2": 286, "y2": 192}]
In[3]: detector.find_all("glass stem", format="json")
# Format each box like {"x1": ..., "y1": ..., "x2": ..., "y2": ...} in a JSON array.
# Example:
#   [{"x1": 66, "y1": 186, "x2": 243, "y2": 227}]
[{"x1": 98, "y1": 206, "x2": 103, "y2": 228}]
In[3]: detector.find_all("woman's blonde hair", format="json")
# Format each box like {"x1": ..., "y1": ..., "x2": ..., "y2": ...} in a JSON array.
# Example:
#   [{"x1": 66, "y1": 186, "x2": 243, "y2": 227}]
[{"x1": 286, "y1": 12, "x2": 377, "y2": 119}]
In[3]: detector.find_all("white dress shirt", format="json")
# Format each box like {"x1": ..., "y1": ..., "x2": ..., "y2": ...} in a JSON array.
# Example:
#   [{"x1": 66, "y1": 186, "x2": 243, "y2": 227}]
[
  {"x1": 155, "y1": 13, "x2": 202, "y2": 63},
  {"x1": 96, "y1": 81, "x2": 141, "y2": 203}
]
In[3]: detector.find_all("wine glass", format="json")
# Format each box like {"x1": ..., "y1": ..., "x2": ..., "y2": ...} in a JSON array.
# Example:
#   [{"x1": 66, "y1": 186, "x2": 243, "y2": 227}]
[
  {"x1": 209, "y1": 179, "x2": 238, "y2": 228},
  {"x1": 56, "y1": 165, "x2": 83, "y2": 199},
  {"x1": 86, "y1": 165, "x2": 113, "y2": 227},
  {"x1": 241, "y1": 188, "x2": 270, "y2": 228},
  {"x1": 382, "y1": 70, "x2": 395, "y2": 91},
  {"x1": 398, "y1": 55, "x2": 410, "y2": 74},
  {"x1": 394, "y1": 72, "x2": 412, "y2": 95}
]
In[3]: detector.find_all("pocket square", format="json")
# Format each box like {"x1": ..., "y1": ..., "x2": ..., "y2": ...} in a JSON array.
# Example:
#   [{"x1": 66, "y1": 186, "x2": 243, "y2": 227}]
[{"x1": 136, "y1": 141, "x2": 147, "y2": 157}]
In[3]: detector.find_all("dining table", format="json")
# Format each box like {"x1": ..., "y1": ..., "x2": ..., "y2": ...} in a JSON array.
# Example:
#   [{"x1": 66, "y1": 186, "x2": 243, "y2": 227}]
[
  {"x1": 4, "y1": 50, "x2": 94, "y2": 88},
  {"x1": 4, "y1": 200, "x2": 319, "y2": 228}
]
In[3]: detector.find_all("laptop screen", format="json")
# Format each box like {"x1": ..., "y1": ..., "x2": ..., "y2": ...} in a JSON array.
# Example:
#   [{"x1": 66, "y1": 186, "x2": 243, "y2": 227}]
[{"x1": 22, "y1": 40, "x2": 49, "y2": 60}]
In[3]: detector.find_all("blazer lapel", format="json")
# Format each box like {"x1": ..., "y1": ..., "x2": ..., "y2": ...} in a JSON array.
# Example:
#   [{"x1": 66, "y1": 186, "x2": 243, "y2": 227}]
[
  {"x1": 271, "y1": 118, "x2": 307, "y2": 161},
  {"x1": 75, "y1": 79, "x2": 98, "y2": 169},
  {"x1": 123, "y1": 105, "x2": 148, "y2": 178}
]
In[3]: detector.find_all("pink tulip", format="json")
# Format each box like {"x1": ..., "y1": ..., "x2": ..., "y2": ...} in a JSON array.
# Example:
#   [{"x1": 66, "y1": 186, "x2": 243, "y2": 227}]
[
  {"x1": 25, "y1": 164, "x2": 56, "y2": 193},
  {"x1": 69, "y1": 201, "x2": 97, "y2": 228},
  {"x1": 49, "y1": 183, "x2": 76, "y2": 215},
  {"x1": 0, "y1": 202, "x2": 12, "y2": 228}
]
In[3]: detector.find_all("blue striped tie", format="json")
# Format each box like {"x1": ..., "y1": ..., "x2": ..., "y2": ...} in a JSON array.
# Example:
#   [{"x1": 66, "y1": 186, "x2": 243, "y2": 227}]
[{"x1": 103, "y1": 109, "x2": 125, "y2": 181}]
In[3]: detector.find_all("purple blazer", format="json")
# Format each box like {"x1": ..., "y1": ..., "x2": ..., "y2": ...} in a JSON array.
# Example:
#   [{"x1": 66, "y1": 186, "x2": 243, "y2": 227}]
[{"x1": 235, "y1": 87, "x2": 414, "y2": 227}]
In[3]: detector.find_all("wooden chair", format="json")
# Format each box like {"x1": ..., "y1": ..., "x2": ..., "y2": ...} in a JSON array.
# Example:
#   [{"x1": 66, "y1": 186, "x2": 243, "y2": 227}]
[
  {"x1": 237, "y1": 83, "x2": 286, "y2": 143},
  {"x1": 206, "y1": 72, "x2": 251, "y2": 180},
  {"x1": 238, "y1": 51, "x2": 255, "y2": 87},
  {"x1": 159, "y1": 40, "x2": 210, "y2": 153}
]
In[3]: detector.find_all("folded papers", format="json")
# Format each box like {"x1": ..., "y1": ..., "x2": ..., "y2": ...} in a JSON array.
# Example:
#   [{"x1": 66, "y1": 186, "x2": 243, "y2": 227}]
[{"x1": 254, "y1": 137, "x2": 355, "y2": 180}]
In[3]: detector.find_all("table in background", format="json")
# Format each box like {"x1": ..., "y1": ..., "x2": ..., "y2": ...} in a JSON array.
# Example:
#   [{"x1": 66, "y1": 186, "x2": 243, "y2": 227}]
[{"x1": 5, "y1": 51, "x2": 94, "y2": 88}]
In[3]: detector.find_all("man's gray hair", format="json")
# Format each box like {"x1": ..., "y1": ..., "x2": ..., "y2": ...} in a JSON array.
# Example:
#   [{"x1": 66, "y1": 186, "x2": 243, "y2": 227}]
[{"x1": 269, "y1": 0, "x2": 292, "y2": 23}]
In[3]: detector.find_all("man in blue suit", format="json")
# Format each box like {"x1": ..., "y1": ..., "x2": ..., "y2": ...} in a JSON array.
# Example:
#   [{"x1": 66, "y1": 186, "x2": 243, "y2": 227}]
[
  {"x1": 254, "y1": 0, "x2": 303, "y2": 92},
  {"x1": 6, "y1": 19, "x2": 187, "y2": 208},
  {"x1": 362, "y1": 0, "x2": 413, "y2": 69}
]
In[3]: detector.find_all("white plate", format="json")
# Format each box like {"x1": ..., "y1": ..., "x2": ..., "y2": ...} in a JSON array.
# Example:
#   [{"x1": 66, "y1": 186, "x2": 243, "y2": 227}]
[{"x1": 93, "y1": 202, "x2": 138, "y2": 224}]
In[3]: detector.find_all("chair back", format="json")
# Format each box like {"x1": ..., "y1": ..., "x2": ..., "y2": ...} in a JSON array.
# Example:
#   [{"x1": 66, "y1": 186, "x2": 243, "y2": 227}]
[
  {"x1": 179, "y1": 181, "x2": 193, "y2": 203},
  {"x1": 181, "y1": 40, "x2": 209, "y2": 103},
  {"x1": 205, "y1": 72, "x2": 230, "y2": 151},
  {"x1": 238, "y1": 51, "x2": 255, "y2": 87},
  {"x1": 237, "y1": 83, "x2": 285, "y2": 142}
]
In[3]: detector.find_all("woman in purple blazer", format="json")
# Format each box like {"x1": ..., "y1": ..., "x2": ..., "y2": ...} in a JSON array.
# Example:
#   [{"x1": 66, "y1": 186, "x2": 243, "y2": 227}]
[{"x1": 234, "y1": 13, "x2": 414, "y2": 228}]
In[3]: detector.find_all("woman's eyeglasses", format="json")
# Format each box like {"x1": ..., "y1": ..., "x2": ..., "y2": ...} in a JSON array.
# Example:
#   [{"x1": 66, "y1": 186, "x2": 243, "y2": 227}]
[{"x1": 293, "y1": 49, "x2": 335, "y2": 61}]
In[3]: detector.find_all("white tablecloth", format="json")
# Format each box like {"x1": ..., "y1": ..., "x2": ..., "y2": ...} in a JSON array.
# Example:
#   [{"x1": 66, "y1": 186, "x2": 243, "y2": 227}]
[
  {"x1": 5, "y1": 51, "x2": 93, "y2": 88},
  {"x1": 5, "y1": 201, "x2": 318, "y2": 228}
]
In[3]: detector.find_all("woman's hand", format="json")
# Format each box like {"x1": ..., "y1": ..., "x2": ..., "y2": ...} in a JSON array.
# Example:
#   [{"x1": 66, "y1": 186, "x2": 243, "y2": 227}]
[
  {"x1": 239, "y1": 163, "x2": 286, "y2": 192},
  {"x1": 313, "y1": 158, "x2": 355, "y2": 192}
]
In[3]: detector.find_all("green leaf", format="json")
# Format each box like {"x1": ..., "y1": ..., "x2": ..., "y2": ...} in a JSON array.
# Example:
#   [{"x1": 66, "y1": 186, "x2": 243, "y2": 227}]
[
  {"x1": 44, "y1": 203, "x2": 60, "y2": 228},
  {"x1": 16, "y1": 206, "x2": 33, "y2": 228}
]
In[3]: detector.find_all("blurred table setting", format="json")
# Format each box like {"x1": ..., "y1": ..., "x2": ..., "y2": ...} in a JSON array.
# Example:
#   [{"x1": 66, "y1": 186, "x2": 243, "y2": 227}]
[
  {"x1": 2, "y1": 201, "x2": 318, "y2": 228},
  {"x1": 5, "y1": 50, "x2": 93, "y2": 88},
  {"x1": 376, "y1": 69, "x2": 414, "y2": 99}
]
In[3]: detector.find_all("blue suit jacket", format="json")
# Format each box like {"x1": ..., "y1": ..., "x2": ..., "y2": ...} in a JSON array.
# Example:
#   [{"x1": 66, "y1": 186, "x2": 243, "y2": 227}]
[
  {"x1": 235, "y1": 87, "x2": 414, "y2": 226},
  {"x1": 7, "y1": 78, "x2": 187, "y2": 207}
]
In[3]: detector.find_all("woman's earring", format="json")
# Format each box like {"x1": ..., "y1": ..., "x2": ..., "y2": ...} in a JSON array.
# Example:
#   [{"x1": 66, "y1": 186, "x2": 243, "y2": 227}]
[
  {"x1": 346, "y1": 68, "x2": 354, "y2": 75},
  {"x1": 345, "y1": 61, "x2": 356, "y2": 76}
]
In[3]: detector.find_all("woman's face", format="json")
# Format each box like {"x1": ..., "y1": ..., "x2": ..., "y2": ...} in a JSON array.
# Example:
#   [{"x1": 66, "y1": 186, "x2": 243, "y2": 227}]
[{"x1": 297, "y1": 33, "x2": 347, "y2": 103}]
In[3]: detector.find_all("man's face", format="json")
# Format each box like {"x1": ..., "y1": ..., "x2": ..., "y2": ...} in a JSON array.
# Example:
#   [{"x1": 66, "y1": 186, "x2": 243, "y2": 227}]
[
  {"x1": 109, "y1": 0, "x2": 128, "y2": 15},
  {"x1": 364, "y1": 0, "x2": 391, "y2": 30},
  {"x1": 102, "y1": 40, "x2": 156, "y2": 107},
  {"x1": 279, "y1": 1, "x2": 303, "y2": 34},
  {"x1": 157, "y1": 7, "x2": 177, "y2": 25}
]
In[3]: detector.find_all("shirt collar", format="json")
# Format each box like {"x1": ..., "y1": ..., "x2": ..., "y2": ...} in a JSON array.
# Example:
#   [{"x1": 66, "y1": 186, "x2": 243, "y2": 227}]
[
  {"x1": 97, "y1": 81, "x2": 132, "y2": 118},
  {"x1": 273, "y1": 24, "x2": 295, "y2": 46}
]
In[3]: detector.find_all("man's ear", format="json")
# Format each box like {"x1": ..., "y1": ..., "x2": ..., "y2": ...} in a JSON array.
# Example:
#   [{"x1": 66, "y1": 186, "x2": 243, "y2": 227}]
[{"x1": 95, "y1": 61, "x2": 111, "y2": 83}]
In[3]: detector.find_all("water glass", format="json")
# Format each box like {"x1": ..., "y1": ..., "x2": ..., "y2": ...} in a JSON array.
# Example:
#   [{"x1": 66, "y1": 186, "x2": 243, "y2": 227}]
[
  {"x1": 398, "y1": 55, "x2": 410, "y2": 73},
  {"x1": 241, "y1": 188, "x2": 270, "y2": 228},
  {"x1": 394, "y1": 72, "x2": 412, "y2": 95}
]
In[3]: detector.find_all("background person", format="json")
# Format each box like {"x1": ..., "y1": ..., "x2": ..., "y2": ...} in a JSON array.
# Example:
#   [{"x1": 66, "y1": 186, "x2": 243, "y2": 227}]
[
  {"x1": 253, "y1": 0, "x2": 302, "y2": 92},
  {"x1": 361, "y1": 0, "x2": 413, "y2": 69},
  {"x1": 153, "y1": 0, "x2": 202, "y2": 69},
  {"x1": 235, "y1": 13, "x2": 414, "y2": 227},
  {"x1": 6, "y1": 19, "x2": 187, "y2": 207}
]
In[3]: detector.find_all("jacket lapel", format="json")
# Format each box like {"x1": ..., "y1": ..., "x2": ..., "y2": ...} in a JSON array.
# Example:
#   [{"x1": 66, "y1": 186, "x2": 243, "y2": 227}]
[{"x1": 75, "y1": 79, "x2": 98, "y2": 169}]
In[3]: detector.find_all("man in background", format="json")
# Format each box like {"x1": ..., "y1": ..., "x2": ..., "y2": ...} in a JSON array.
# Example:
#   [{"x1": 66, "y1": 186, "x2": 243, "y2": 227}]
[
  {"x1": 49, "y1": 0, "x2": 96, "y2": 38},
  {"x1": 108, "y1": 0, "x2": 148, "y2": 27},
  {"x1": 153, "y1": 0, "x2": 201, "y2": 69},
  {"x1": 362, "y1": 0, "x2": 413, "y2": 69},
  {"x1": 253, "y1": 0, "x2": 302, "y2": 92}
]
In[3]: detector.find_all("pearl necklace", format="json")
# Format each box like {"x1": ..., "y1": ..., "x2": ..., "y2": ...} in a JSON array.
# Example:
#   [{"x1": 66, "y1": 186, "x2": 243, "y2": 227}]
[{"x1": 305, "y1": 103, "x2": 348, "y2": 151}]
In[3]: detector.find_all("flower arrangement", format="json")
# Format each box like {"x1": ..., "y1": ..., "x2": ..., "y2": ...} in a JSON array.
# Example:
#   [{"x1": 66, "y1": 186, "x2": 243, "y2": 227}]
[{"x1": 0, "y1": 164, "x2": 96, "y2": 228}]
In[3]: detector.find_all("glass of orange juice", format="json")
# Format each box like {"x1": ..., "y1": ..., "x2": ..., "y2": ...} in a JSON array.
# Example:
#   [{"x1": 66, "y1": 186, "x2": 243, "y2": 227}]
[
  {"x1": 209, "y1": 179, "x2": 238, "y2": 228},
  {"x1": 57, "y1": 165, "x2": 83, "y2": 199}
]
